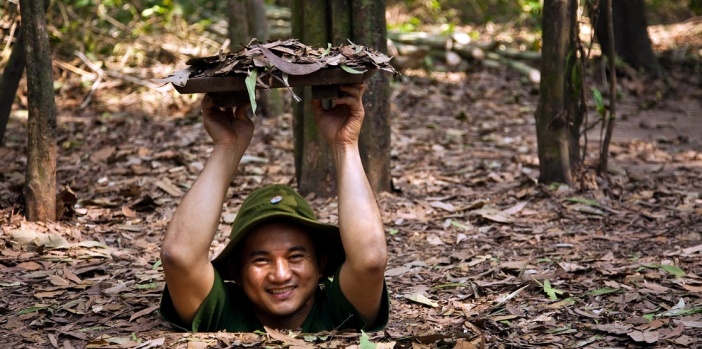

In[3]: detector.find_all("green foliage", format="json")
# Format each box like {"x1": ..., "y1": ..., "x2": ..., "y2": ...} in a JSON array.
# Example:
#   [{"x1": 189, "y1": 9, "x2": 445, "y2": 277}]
[
  {"x1": 533, "y1": 278, "x2": 565, "y2": 301},
  {"x1": 340, "y1": 64, "x2": 366, "y2": 74},
  {"x1": 387, "y1": 0, "x2": 460, "y2": 32},
  {"x1": 390, "y1": 17, "x2": 422, "y2": 33},
  {"x1": 245, "y1": 69, "x2": 258, "y2": 116},
  {"x1": 360, "y1": 331, "x2": 376, "y2": 349},
  {"x1": 387, "y1": 0, "x2": 543, "y2": 32},
  {"x1": 644, "y1": 0, "x2": 699, "y2": 24},
  {"x1": 542, "y1": 279, "x2": 564, "y2": 300},
  {"x1": 591, "y1": 88, "x2": 606, "y2": 118},
  {"x1": 47, "y1": 0, "x2": 227, "y2": 66},
  {"x1": 518, "y1": 0, "x2": 543, "y2": 25},
  {"x1": 690, "y1": 0, "x2": 702, "y2": 14},
  {"x1": 642, "y1": 264, "x2": 686, "y2": 278}
]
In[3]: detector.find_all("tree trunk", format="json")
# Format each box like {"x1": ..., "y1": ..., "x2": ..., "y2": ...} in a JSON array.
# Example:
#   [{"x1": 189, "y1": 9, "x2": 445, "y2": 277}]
[
  {"x1": 0, "y1": 24, "x2": 25, "y2": 146},
  {"x1": 292, "y1": 0, "x2": 336, "y2": 196},
  {"x1": 292, "y1": 0, "x2": 391, "y2": 196},
  {"x1": 227, "y1": 0, "x2": 251, "y2": 51},
  {"x1": 535, "y1": 0, "x2": 582, "y2": 185},
  {"x1": 594, "y1": 0, "x2": 662, "y2": 75},
  {"x1": 351, "y1": 0, "x2": 391, "y2": 193},
  {"x1": 21, "y1": 0, "x2": 57, "y2": 221},
  {"x1": 247, "y1": 0, "x2": 269, "y2": 41},
  {"x1": 227, "y1": 0, "x2": 269, "y2": 52},
  {"x1": 227, "y1": 0, "x2": 282, "y2": 117},
  {"x1": 330, "y1": 0, "x2": 352, "y2": 45}
]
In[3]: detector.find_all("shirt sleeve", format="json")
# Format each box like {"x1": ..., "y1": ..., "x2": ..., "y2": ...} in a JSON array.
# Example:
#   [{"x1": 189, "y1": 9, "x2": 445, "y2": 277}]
[
  {"x1": 323, "y1": 268, "x2": 390, "y2": 332},
  {"x1": 159, "y1": 268, "x2": 259, "y2": 332}
]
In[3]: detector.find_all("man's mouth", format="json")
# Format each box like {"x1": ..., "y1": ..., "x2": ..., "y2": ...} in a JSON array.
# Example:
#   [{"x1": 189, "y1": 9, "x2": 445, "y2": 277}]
[{"x1": 268, "y1": 286, "x2": 294, "y2": 295}]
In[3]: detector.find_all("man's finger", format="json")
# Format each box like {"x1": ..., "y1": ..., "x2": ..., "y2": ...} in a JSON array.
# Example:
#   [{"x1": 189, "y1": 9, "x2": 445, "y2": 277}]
[
  {"x1": 232, "y1": 103, "x2": 247, "y2": 119},
  {"x1": 339, "y1": 83, "x2": 364, "y2": 99},
  {"x1": 311, "y1": 99, "x2": 325, "y2": 118},
  {"x1": 201, "y1": 94, "x2": 214, "y2": 109},
  {"x1": 333, "y1": 96, "x2": 360, "y2": 110}
]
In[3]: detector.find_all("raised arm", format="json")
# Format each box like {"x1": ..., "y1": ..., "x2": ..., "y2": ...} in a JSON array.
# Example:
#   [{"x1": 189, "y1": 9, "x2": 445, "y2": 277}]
[
  {"x1": 160, "y1": 95, "x2": 253, "y2": 324},
  {"x1": 312, "y1": 84, "x2": 388, "y2": 325}
]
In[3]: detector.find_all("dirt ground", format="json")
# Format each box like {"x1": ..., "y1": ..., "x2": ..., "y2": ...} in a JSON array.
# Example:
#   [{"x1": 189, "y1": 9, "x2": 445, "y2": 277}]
[{"x1": 1, "y1": 21, "x2": 701, "y2": 349}]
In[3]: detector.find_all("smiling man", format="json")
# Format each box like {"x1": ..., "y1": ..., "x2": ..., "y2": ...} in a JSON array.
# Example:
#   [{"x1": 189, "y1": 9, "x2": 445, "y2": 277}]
[{"x1": 159, "y1": 83, "x2": 389, "y2": 332}]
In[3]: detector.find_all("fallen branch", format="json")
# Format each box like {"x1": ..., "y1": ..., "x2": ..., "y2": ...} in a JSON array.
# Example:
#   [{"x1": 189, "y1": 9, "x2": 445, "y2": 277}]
[
  {"x1": 385, "y1": 31, "x2": 541, "y2": 83},
  {"x1": 53, "y1": 59, "x2": 97, "y2": 79},
  {"x1": 75, "y1": 51, "x2": 165, "y2": 90},
  {"x1": 486, "y1": 52, "x2": 541, "y2": 84},
  {"x1": 389, "y1": 32, "x2": 450, "y2": 50},
  {"x1": 497, "y1": 46, "x2": 541, "y2": 61},
  {"x1": 73, "y1": 52, "x2": 105, "y2": 108}
]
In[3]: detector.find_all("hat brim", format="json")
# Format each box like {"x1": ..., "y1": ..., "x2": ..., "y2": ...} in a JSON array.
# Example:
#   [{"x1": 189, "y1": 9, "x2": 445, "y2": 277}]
[{"x1": 212, "y1": 212, "x2": 345, "y2": 279}]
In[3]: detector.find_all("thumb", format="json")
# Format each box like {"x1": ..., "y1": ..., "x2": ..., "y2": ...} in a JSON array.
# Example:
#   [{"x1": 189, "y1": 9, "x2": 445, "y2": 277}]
[
  {"x1": 311, "y1": 99, "x2": 325, "y2": 120},
  {"x1": 234, "y1": 103, "x2": 250, "y2": 121}
]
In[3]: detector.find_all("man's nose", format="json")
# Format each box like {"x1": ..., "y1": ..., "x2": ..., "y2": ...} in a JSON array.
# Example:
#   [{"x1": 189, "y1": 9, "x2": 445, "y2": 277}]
[{"x1": 269, "y1": 258, "x2": 292, "y2": 282}]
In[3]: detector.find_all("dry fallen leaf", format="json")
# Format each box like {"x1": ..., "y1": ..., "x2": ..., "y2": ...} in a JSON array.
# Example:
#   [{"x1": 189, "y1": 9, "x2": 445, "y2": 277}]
[
  {"x1": 155, "y1": 179, "x2": 185, "y2": 197},
  {"x1": 129, "y1": 305, "x2": 160, "y2": 322},
  {"x1": 407, "y1": 293, "x2": 439, "y2": 308},
  {"x1": 628, "y1": 330, "x2": 659, "y2": 343},
  {"x1": 426, "y1": 234, "x2": 445, "y2": 245},
  {"x1": 11, "y1": 230, "x2": 70, "y2": 250},
  {"x1": 263, "y1": 326, "x2": 313, "y2": 348},
  {"x1": 47, "y1": 275, "x2": 70, "y2": 287},
  {"x1": 454, "y1": 338, "x2": 478, "y2": 349},
  {"x1": 430, "y1": 201, "x2": 456, "y2": 212},
  {"x1": 472, "y1": 207, "x2": 512, "y2": 223},
  {"x1": 385, "y1": 266, "x2": 413, "y2": 277}
]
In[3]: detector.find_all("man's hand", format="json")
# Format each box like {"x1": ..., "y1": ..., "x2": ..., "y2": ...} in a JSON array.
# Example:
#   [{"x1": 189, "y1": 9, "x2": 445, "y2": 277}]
[
  {"x1": 202, "y1": 94, "x2": 254, "y2": 149},
  {"x1": 312, "y1": 83, "x2": 366, "y2": 147}
]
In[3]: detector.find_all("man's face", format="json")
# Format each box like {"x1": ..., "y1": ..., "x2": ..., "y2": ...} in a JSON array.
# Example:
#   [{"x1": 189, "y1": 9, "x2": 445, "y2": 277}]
[{"x1": 236, "y1": 221, "x2": 323, "y2": 328}]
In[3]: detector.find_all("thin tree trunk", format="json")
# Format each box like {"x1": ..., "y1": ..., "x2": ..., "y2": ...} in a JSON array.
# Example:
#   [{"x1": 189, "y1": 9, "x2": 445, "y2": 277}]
[
  {"x1": 566, "y1": 0, "x2": 584, "y2": 167},
  {"x1": 0, "y1": 24, "x2": 25, "y2": 146},
  {"x1": 535, "y1": 0, "x2": 575, "y2": 185},
  {"x1": 599, "y1": 0, "x2": 617, "y2": 176},
  {"x1": 21, "y1": 0, "x2": 57, "y2": 221},
  {"x1": 351, "y1": 0, "x2": 391, "y2": 193}
]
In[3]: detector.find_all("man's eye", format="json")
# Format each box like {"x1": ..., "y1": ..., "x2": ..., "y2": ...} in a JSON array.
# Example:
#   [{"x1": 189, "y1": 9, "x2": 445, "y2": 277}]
[
  {"x1": 290, "y1": 254, "x2": 304, "y2": 260},
  {"x1": 253, "y1": 258, "x2": 268, "y2": 264}
]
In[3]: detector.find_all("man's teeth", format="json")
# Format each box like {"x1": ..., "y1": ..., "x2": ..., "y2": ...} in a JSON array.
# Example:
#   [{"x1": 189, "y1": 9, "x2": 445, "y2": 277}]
[{"x1": 269, "y1": 287, "x2": 293, "y2": 294}]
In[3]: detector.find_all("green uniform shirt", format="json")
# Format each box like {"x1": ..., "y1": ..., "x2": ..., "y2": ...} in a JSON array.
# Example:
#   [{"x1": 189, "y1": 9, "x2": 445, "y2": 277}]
[{"x1": 160, "y1": 267, "x2": 389, "y2": 333}]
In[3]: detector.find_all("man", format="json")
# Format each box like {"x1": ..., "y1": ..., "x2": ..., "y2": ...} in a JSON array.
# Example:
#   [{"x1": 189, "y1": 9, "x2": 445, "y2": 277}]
[{"x1": 159, "y1": 83, "x2": 389, "y2": 332}]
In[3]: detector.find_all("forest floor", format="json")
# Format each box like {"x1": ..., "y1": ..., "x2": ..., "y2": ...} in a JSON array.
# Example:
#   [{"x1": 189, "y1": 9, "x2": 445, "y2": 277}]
[{"x1": 1, "y1": 18, "x2": 702, "y2": 349}]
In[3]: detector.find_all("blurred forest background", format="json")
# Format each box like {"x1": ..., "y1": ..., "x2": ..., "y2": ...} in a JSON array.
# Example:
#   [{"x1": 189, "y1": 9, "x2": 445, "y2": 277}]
[
  {"x1": 1, "y1": 0, "x2": 700, "y2": 133},
  {"x1": 1, "y1": 0, "x2": 701, "y2": 348},
  {"x1": 1, "y1": 0, "x2": 700, "y2": 118}
]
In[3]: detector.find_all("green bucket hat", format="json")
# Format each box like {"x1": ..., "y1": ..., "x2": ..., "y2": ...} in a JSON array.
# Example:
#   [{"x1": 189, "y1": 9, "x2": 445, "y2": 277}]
[{"x1": 212, "y1": 184, "x2": 344, "y2": 279}]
